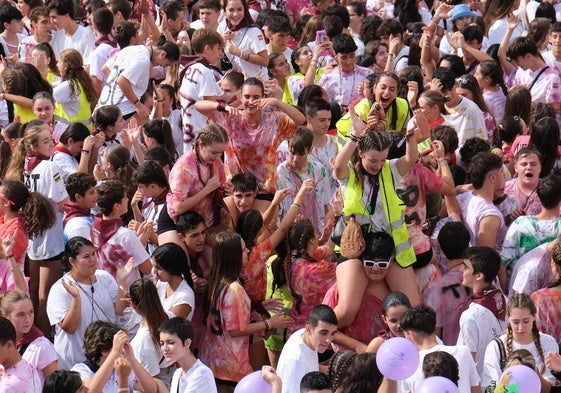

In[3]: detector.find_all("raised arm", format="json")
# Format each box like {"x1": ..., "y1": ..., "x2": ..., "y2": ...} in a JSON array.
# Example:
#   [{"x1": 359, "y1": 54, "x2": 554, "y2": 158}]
[
  {"x1": 333, "y1": 105, "x2": 366, "y2": 180},
  {"x1": 498, "y1": 13, "x2": 520, "y2": 77},
  {"x1": 395, "y1": 110, "x2": 421, "y2": 176},
  {"x1": 268, "y1": 179, "x2": 314, "y2": 249},
  {"x1": 259, "y1": 97, "x2": 305, "y2": 126}
]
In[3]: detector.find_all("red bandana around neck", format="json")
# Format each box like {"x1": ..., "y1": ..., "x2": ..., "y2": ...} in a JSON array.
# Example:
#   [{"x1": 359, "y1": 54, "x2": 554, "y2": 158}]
[
  {"x1": 226, "y1": 18, "x2": 251, "y2": 32},
  {"x1": 470, "y1": 287, "x2": 506, "y2": 321},
  {"x1": 91, "y1": 214, "x2": 122, "y2": 250},
  {"x1": 54, "y1": 145, "x2": 73, "y2": 157},
  {"x1": 63, "y1": 201, "x2": 92, "y2": 227},
  {"x1": 24, "y1": 152, "x2": 50, "y2": 177},
  {"x1": 17, "y1": 325, "x2": 43, "y2": 349},
  {"x1": 95, "y1": 34, "x2": 117, "y2": 48}
]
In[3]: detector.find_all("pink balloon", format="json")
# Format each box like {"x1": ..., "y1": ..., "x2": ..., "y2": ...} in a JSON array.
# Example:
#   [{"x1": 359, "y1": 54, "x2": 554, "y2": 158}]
[
  {"x1": 415, "y1": 376, "x2": 460, "y2": 393},
  {"x1": 234, "y1": 371, "x2": 272, "y2": 393},
  {"x1": 499, "y1": 365, "x2": 540, "y2": 393},
  {"x1": 375, "y1": 337, "x2": 420, "y2": 380}
]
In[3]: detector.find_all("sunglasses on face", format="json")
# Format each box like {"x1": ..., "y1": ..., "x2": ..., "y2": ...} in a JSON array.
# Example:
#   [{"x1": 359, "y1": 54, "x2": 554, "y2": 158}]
[{"x1": 363, "y1": 259, "x2": 390, "y2": 269}]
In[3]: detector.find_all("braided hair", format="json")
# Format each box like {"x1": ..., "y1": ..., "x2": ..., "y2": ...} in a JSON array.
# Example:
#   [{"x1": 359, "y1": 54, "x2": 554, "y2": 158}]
[
  {"x1": 506, "y1": 293, "x2": 545, "y2": 373},
  {"x1": 328, "y1": 350, "x2": 358, "y2": 390},
  {"x1": 352, "y1": 131, "x2": 392, "y2": 187}
]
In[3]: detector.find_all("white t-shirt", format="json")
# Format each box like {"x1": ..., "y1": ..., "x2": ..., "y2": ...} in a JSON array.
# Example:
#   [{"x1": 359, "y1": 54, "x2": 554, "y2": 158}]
[
  {"x1": 457, "y1": 191, "x2": 506, "y2": 250},
  {"x1": 51, "y1": 25, "x2": 95, "y2": 62},
  {"x1": 94, "y1": 226, "x2": 150, "y2": 288},
  {"x1": 217, "y1": 23, "x2": 268, "y2": 78},
  {"x1": 482, "y1": 331, "x2": 558, "y2": 388},
  {"x1": 46, "y1": 270, "x2": 118, "y2": 370},
  {"x1": 164, "y1": 109, "x2": 183, "y2": 156},
  {"x1": 24, "y1": 160, "x2": 68, "y2": 260},
  {"x1": 71, "y1": 362, "x2": 135, "y2": 393},
  {"x1": 18, "y1": 35, "x2": 56, "y2": 63},
  {"x1": 96, "y1": 45, "x2": 151, "y2": 116},
  {"x1": 0, "y1": 34, "x2": 26, "y2": 57},
  {"x1": 510, "y1": 243, "x2": 553, "y2": 297},
  {"x1": 457, "y1": 303, "x2": 508, "y2": 378},
  {"x1": 22, "y1": 336, "x2": 58, "y2": 387},
  {"x1": 63, "y1": 215, "x2": 94, "y2": 244},
  {"x1": 52, "y1": 149, "x2": 78, "y2": 183},
  {"x1": 53, "y1": 79, "x2": 82, "y2": 118},
  {"x1": 400, "y1": 344, "x2": 480, "y2": 393},
  {"x1": 444, "y1": 97, "x2": 488, "y2": 148},
  {"x1": 131, "y1": 325, "x2": 168, "y2": 377},
  {"x1": 0, "y1": 358, "x2": 42, "y2": 393},
  {"x1": 170, "y1": 359, "x2": 217, "y2": 393},
  {"x1": 179, "y1": 60, "x2": 223, "y2": 152},
  {"x1": 487, "y1": 17, "x2": 524, "y2": 47},
  {"x1": 277, "y1": 328, "x2": 318, "y2": 393},
  {"x1": 157, "y1": 280, "x2": 195, "y2": 320},
  {"x1": 89, "y1": 42, "x2": 115, "y2": 83}
]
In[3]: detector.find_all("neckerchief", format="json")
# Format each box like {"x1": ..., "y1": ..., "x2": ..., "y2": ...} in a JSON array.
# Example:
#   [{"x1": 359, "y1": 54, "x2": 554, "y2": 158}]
[
  {"x1": 91, "y1": 214, "x2": 122, "y2": 251},
  {"x1": 24, "y1": 152, "x2": 50, "y2": 177},
  {"x1": 17, "y1": 325, "x2": 43, "y2": 354},
  {"x1": 54, "y1": 144, "x2": 73, "y2": 156},
  {"x1": 469, "y1": 286, "x2": 506, "y2": 321},
  {"x1": 226, "y1": 18, "x2": 251, "y2": 32},
  {"x1": 95, "y1": 34, "x2": 117, "y2": 48},
  {"x1": 63, "y1": 201, "x2": 92, "y2": 227}
]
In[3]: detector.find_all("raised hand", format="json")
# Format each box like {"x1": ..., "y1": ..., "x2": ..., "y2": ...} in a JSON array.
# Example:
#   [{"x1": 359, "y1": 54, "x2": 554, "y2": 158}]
[{"x1": 62, "y1": 278, "x2": 80, "y2": 298}]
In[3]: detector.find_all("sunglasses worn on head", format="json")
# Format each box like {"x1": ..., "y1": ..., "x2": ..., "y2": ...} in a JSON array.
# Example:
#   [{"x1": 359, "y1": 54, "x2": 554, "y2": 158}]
[{"x1": 363, "y1": 259, "x2": 390, "y2": 269}]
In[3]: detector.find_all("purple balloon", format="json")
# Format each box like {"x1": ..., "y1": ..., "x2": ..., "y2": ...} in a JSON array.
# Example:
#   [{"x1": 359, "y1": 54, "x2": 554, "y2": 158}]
[
  {"x1": 375, "y1": 337, "x2": 420, "y2": 380},
  {"x1": 234, "y1": 370, "x2": 272, "y2": 393},
  {"x1": 414, "y1": 376, "x2": 460, "y2": 393},
  {"x1": 499, "y1": 365, "x2": 541, "y2": 393}
]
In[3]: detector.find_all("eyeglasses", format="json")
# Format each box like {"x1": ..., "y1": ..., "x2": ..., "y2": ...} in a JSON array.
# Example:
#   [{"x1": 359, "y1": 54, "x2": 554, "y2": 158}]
[{"x1": 363, "y1": 259, "x2": 390, "y2": 269}]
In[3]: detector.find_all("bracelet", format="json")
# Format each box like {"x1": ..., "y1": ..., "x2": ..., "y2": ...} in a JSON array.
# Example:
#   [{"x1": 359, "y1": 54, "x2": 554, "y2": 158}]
[
  {"x1": 311, "y1": 58, "x2": 318, "y2": 64},
  {"x1": 264, "y1": 319, "x2": 271, "y2": 330},
  {"x1": 156, "y1": 99, "x2": 164, "y2": 103},
  {"x1": 292, "y1": 202, "x2": 301, "y2": 208},
  {"x1": 388, "y1": 53, "x2": 395, "y2": 57},
  {"x1": 349, "y1": 133, "x2": 361, "y2": 143},
  {"x1": 6, "y1": 254, "x2": 13, "y2": 259},
  {"x1": 438, "y1": 158, "x2": 448, "y2": 165},
  {"x1": 424, "y1": 42, "x2": 432, "y2": 47},
  {"x1": 217, "y1": 102, "x2": 227, "y2": 112},
  {"x1": 81, "y1": 150, "x2": 90, "y2": 154},
  {"x1": 132, "y1": 99, "x2": 140, "y2": 106}
]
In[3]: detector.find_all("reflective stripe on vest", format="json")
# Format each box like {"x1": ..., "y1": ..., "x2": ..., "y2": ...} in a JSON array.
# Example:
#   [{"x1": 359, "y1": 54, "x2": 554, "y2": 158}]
[{"x1": 343, "y1": 161, "x2": 416, "y2": 267}]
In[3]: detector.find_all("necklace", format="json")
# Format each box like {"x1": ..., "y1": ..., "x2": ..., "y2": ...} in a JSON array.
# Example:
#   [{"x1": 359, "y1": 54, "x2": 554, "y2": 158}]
[
  {"x1": 70, "y1": 272, "x2": 98, "y2": 322},
  {"x1": 338, "y1": 67, "x2": 357, "y2": 106}
]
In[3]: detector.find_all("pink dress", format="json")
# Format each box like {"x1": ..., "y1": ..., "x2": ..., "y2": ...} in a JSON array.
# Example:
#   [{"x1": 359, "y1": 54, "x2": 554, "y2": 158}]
[
  {"x1": 200, "y1": 280, "x2": 253, "y2": 382},
  {"x1": 166, "y1": 148, "x2": 226, "y2": 225},
  {"x1": 288, "y1": 251, "x2": 336, "y2": 335},
  {"x1": 323, "y1": 283, "x2": 386, "y2": 347}
]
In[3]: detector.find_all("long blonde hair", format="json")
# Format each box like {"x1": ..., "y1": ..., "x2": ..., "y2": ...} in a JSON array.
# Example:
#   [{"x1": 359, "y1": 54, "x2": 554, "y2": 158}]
[
  {"x1": 505, "y1": 293, "x2": 545, "y2": 373},
  {"x1": 4, "y1": 120, "x2": 48, "y2": 181}
]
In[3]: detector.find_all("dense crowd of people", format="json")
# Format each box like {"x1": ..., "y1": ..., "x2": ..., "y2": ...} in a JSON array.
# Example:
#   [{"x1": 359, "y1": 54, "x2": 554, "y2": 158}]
[{"x1": 1, "y1": 0, "x2": 561, "y2": 391}]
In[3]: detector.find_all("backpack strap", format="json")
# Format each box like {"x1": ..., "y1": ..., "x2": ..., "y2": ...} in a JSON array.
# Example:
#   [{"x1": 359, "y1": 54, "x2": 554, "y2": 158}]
[{"x1": 494, "y1": 338, "x2": 507, "y2": 370}]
